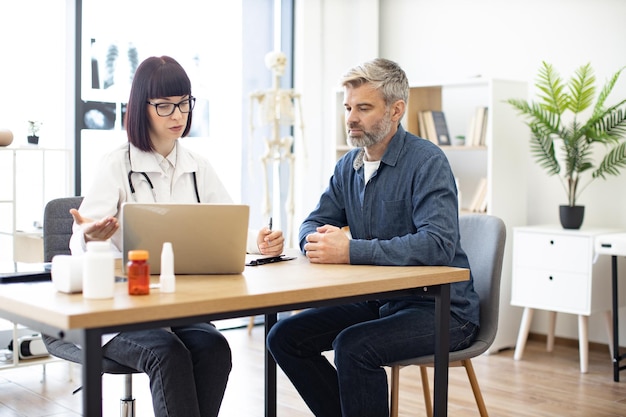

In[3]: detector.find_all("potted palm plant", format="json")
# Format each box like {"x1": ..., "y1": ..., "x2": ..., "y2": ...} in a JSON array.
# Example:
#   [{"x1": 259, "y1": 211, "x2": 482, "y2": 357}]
[{"x1": 507, "y1": 62, "x2": 626, "y2": 229}]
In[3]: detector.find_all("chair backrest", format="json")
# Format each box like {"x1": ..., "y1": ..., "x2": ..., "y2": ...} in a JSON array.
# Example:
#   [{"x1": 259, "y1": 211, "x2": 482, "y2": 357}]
[
  {"x1": 42, "y1": 196, "x2": 140, "y2": 377},
  {"x1": 43, "y1": 196, "x2": 83, "y2": 262},
  {"x1": 458, "y1": 214, "x2": 507, "y2": 352}
]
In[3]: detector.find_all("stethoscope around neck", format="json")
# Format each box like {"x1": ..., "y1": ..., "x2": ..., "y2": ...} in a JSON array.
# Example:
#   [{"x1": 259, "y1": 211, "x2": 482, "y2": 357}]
[{"x1": 127, "y1": 146, "x2": 201, "y2": 203}]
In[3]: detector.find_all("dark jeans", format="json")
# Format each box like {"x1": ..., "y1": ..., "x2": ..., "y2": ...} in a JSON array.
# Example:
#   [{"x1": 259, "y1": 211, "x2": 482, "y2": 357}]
[
  {"x1": 103, "y1": 322, "x2": 231, "y2": 417},
  {"x1": 267, "y1": 301, "x2": 478, "y2": 417}
]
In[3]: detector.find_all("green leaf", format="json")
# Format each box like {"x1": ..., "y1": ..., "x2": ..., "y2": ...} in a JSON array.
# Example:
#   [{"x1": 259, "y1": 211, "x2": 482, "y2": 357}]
[
  {"x1": 535, "y1": 61, "x2": 567, "y2": 114},
  {"x1": 567, "y1": 63, "x2": 595, "y2": 114},
  {"x1": 593, "y1": 141, "x2": 626, "y2": 179},
  {"x1": 593, "y1": 66, "x2": 626, "y2": 117}
]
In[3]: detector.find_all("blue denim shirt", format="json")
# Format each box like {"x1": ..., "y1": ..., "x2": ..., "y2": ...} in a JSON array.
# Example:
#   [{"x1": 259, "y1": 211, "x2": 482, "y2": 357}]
[{"x1": 299, "y1": 126, "x2": 479, "y2": 325}]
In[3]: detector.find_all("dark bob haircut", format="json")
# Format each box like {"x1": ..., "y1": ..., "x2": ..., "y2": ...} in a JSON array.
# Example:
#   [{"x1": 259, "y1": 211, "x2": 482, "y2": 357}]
[{"x1": 125, "y1": 56, "x2": 193, "y2": 151}]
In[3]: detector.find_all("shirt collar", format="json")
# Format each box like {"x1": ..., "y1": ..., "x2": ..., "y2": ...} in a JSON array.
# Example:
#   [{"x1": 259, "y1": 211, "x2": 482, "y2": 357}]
[
  {"x1": 129, "y1": 140, "x2": 198, "y2": 173},
  {"x1": 353, "y1": 124, "x2": 407, "y2": 171},
  {"x1": 153, "y1": 143, "x2": 177, "y2": 172},
  {"x1": 129, "y1": 143, "x2": 161, "y2": 172}
]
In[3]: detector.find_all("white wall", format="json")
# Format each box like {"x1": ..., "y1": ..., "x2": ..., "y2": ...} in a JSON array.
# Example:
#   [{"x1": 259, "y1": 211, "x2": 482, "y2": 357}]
[
  {"x1": 295, "y1": 0, "x2": 626, "y2": 346},
  {"x1": 2, "y1": 0, "x2": 625, "y2": 345},
  {"x1": 0, "y1": 0, "x2": 71, "y2": 150},
  {"x1": 293, "y1": 0, "x2": 380, "y2": 244},
  {"x1": 0, "y1": 0, "x2": 73, "y2": 260}
]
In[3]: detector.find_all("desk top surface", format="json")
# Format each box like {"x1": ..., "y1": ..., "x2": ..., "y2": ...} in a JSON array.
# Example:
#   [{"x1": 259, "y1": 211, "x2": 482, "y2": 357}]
[
  {"x1": 0, "y1": 250, "x2": 468, "y2": 332},
  {"x1": 595, "y1": 232, "x2": 626, "y2": 256}
]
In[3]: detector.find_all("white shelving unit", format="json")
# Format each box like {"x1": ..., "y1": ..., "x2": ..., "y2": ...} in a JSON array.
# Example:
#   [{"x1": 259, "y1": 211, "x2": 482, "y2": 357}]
[
  {"x1": 0, "y1": 146, "x2": 70, "y2": 372},
  {"x1": 0, "y1": 322, "x2": 59, "y2": 371},
  {"x1": 0, "y1": 146, "x2": 70, "y2": 262},
  {"x1": 333, "y1": 79, "x2": 529, "y2": 352}
]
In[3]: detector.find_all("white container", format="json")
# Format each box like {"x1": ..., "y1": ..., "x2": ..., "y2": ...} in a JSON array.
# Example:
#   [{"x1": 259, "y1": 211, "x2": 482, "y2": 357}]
[
  {"x1": 51, "y1": 254, "x2": 83, "y2": 293},
  {"x1": 82, "y1": 241, "x2": 115, "y2": 299},
  {"x1": 160, "y1": 242, "x2": 176, "y2": 293}
]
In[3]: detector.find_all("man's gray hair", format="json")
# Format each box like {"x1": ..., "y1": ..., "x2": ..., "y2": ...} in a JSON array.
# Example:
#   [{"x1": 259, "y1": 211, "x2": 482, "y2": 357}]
[{"x1": 340, "y1": 58, "x2": 409, "y2": 107}]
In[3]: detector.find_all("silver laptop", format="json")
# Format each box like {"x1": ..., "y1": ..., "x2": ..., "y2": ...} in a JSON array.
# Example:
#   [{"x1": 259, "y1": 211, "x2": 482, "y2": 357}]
[{"x1": 122, "y1": 203, "x2": 250, "y2": 275}]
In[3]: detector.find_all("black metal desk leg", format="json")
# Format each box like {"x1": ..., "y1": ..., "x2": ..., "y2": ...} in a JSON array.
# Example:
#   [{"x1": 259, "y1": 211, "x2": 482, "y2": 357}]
[
  {"x1": 81, "y1": 329, "x2": 104, "y2": 417},
  {"x1": 265, "y1": 313, "x2": 278, "y2": 417},
  {"x1": 433, "y1": 284, "x2": 450, "y2": 417},
  {"x1": 612, "y1": 255, "x2": 620, "y2": 382}
]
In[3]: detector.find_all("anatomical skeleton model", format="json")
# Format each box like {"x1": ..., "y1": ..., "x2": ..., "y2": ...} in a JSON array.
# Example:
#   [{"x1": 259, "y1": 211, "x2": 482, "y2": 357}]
[{"x1": 249, "y1": 51, "x2": 305, "y2": 248}]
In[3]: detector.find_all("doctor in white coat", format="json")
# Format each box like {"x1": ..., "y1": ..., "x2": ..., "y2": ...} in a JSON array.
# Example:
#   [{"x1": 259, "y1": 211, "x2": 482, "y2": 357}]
[{"x1": 66, "y1": 55, "x2": 284, "y2": 417}]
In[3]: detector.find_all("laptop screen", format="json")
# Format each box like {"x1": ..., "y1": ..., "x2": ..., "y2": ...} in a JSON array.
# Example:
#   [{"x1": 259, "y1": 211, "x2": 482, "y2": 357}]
[{"x1": 121, "y1": 203, "x2": 250, "y2": 275}]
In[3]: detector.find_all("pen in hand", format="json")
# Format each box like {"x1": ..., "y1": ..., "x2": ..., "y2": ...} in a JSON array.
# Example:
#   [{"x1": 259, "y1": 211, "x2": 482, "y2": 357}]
[{"x1": 266, "y1": 217, "x2": 273, "y2": 245}]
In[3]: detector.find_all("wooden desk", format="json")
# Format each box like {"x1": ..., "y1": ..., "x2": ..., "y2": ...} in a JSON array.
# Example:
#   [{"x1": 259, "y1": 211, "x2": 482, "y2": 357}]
[{"x1": 0, "y1": 251, "x2": 468, "y2": 417}]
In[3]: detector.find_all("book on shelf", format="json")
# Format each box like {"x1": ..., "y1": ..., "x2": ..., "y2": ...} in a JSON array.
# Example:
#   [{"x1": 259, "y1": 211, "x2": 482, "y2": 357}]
[
  {"x1": 418, "y1": 110, "x2": 438, "y2": 144},
  {"x1": 465, "y1": 113, "x2": 476, "y2": 147},
  {"x1": 418, "y1": 110, "x2": 450, "y2": 145},
  {"x1": 468, "y1": 177, "x2": 488, "y2": 212},
  {"x1": 477, "y1": 106, "x2": 488, "y2": 146},
  {"x1": 466, "y1": 106, "x2": 488, "y2": 147},
  {"x1": 478, "y1": 192, "x2": 488, "y2": 213},
  {"x1": 417, "y1": 111, "x2": 429, "y2": 142},
  {"x1": 431, "y1": 110, "x2": 451, "y2": 146}
]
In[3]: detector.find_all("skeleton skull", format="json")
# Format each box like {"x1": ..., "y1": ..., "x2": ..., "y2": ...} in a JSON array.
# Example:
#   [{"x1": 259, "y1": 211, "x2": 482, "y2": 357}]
[{"x1": 264, "y1": 51, "x2": 287, "y2": 76}]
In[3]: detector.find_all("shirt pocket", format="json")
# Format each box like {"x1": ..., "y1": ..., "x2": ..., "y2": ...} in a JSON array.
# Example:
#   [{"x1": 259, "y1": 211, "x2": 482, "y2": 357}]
[{"x1": 379, "y1": 198, "x2": 414, "y2": 238}]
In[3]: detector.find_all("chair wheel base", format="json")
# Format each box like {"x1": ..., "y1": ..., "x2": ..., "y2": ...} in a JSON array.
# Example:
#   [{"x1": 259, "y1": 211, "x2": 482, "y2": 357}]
[{"x1": 120, "y1": 399, "x2": 136, "y2": 417}]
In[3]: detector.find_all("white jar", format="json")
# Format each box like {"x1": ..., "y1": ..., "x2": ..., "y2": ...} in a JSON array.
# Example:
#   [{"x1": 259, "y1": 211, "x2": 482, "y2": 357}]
[{"x1": 83, "y1": 241, "x2": 115, "y2": 299}]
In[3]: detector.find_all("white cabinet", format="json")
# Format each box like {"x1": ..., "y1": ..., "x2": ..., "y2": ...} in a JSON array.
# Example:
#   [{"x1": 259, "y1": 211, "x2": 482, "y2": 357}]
[
  {"x1": 511, "y1": 225, "x2": 625, "y2": 372},
  {"x1": 513, "y1": 228, "x2": 596, "y2": 314},
  {"x1": 333, "y1": 78, "x2": 529, "y2": 352},
  {"x1": 0, "y1": 147, "x2": 70, "y2": 262}
]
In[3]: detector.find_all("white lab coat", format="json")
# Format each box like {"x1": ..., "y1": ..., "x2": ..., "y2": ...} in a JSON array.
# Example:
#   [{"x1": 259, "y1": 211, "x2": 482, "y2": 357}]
[{"x1": 70, "y1": 141, "x2": 259, "y2": 256}]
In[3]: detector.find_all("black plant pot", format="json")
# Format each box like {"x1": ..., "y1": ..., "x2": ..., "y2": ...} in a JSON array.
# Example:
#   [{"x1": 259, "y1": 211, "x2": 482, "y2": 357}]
[
  {"x1": 27, "y1": 135, "x2": 39, "y2": 145},
  {"x1": 559, "y1": 205, "x2": 585, "y2": 229}
]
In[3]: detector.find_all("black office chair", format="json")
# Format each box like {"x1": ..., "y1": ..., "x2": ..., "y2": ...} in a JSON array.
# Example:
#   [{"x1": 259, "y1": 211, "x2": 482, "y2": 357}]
[
  {"x1": 42, "y1": 196, "x2": 140, "y2": 417},
  {"x1": 388, "y1": 214, "x2": 507, "y2": 417}
]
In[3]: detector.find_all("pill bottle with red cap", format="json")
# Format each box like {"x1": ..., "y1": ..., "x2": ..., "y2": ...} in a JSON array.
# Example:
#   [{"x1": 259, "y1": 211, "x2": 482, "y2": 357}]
[{"x1": 127, "y1": 250, "x2": 150, "y2": 295}]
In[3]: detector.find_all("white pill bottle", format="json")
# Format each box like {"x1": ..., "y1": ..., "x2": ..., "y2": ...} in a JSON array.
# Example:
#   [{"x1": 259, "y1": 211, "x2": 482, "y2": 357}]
[{"x1": 83, "y1": 241, "x2": 115, "y2": 299}]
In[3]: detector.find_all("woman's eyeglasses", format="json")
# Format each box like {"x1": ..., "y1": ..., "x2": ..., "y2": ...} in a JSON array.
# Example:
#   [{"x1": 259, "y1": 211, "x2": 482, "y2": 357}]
[{"x1": 147, "y1": 97, "x2": 196, "y2": 117}]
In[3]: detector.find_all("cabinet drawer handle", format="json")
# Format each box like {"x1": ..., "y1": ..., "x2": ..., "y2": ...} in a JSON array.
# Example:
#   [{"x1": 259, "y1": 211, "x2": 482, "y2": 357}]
[
  {"x1": 548, "y1": 275, "x2": 554, "y2": 281},
  {"x1": 549, "y1": 240, "x2": 554, "y2": 245}
]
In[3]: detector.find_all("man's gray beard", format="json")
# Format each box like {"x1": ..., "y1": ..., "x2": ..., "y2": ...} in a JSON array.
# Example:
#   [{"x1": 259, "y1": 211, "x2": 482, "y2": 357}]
[
  {"x1": 346, "y1": 112, "x2": 392, "y2": 148},
  {"x1": 348, "y1": 133, "x2": 376, "y2": 148}
]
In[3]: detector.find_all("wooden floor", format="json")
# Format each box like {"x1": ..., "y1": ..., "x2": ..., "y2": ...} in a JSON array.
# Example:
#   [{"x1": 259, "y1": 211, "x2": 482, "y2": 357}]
[{"x1": 1, "y1": 325, "x2": 625, "y2": 417}]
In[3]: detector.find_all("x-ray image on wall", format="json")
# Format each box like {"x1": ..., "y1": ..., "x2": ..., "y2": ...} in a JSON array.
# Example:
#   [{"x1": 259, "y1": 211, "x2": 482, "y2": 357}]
[
  {"x1": 81, "y1": 101, "x2": 117, "y2": 130},
  {"x1": 85, "y1": 38, "x2": 139, "y2": 103}
]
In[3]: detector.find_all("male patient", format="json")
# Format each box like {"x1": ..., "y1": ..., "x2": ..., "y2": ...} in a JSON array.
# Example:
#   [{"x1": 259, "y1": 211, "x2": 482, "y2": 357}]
[{"x1": 267, "y1": 58, "x2": 480, "y2": 416}]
